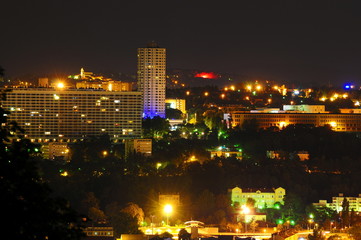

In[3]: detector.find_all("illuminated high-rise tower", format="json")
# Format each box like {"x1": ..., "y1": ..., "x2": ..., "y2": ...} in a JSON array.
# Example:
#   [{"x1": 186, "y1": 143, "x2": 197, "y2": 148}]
[{"x1": 137, "y1": 42, "x2": 166, "y2": 118}]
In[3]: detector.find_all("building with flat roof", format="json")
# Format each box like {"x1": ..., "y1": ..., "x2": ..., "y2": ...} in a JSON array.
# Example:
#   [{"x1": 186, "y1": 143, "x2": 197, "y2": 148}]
[
  {"x1": 2, "y1": 88, "x2": 142, "y2": 142},
  {"x1": 137, "y1": 42, "x2": 166, "y2": 118},
  {"x1": 165, "y1": 98, "x2": 186, "y2": 114},
  {"x1": 125, "y1": 138, "x2": 152, "y2": 157},
  {"x1": 230, "y1": 187, "x2": 285, "y2": 209},
  {"x1": 230, "y1": 112, "x2": 361, "y2": 132},
  {"x1": 313, "y1": 193, "x2": 361, "y2": 212}
]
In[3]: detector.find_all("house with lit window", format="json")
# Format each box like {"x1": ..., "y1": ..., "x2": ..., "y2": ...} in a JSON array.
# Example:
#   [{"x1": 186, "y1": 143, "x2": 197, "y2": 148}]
[{"x1": 230, "y1": 187, "x2": 286, "y2": 209}]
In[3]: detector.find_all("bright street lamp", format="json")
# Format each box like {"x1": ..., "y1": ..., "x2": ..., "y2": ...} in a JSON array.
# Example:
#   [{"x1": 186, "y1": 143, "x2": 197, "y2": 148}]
[
  {"x1": 164, "y1": 204, "x2": 173, "y2": 226},
  {"x1": 240, "y1": 205, "x2": 250, "y2": 232}
]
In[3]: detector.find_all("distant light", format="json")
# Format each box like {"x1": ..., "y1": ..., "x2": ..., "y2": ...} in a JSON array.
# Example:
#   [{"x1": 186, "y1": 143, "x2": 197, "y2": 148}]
[
  {"x1": 194, "y1": 72, "x2": 218, "y2": 79},
  {"x1": 164, "y1": 204, "x2": 173, "y2": 214},
  {"x1": 329, "y1": 121, "x2": 337, "y2": 128},
  {"x1": 344, "y1": 83, "x2": 354, "y2": 90},
  {"x1": 56, "y1": 82, "x2": 65, "y2": 89},
  {"x1": 293, "y1": 90, "x2": 299, "y2": 95},
  {"x1": 241, "y1": 205, "x2": 250, "y2": 214}
]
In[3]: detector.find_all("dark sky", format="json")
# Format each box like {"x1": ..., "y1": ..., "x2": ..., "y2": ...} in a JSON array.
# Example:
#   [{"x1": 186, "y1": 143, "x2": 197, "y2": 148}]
[{"x1": 1, "y1": 0, "x2": 361, "y2": 86}]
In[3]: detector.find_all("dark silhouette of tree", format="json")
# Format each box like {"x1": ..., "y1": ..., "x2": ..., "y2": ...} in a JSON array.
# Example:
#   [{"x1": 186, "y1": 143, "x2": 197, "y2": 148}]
[
  {"x1": 0, "y1": 88, "x2": 84, "y2": 239},
  {"x1": 308, "y1": 226, "x2": 325, "y2": 240},
  {"x1": 105, "y1": 201, "x2": 142, "y2": 236},
  {"x1": 178, "y1": 228, "x2": 191, "y2": 240},
  {"x1": 166, "y1": 108, "x2": 183, "y2": 119},
  {"x1": 341, "y1": 197, "x2": 350, "y2": 227},
  {"x1": 142, "y1": 116, "x2": 170, "y2": 139}
]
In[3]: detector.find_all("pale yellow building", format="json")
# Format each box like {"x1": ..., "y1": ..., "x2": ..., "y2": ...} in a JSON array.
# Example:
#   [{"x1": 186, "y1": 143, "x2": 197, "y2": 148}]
[
  {"x1": 313, "y1": 193, "x2": 361, "y2": 212},
  {"x1": 165, "y1": 98, "x2": 186, "y2": 114},
  {"x1": 230, "y1": 187, "x2": 285, "y2": 209},
  {"x1": 125, "y1": 139, "x2": 152, "y2": 157}
]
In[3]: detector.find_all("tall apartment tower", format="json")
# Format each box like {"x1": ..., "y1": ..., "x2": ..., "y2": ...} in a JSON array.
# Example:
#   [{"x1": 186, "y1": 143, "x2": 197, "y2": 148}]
[{"x1": 137, "y1": 42, "x2": 166, "y2": 118}]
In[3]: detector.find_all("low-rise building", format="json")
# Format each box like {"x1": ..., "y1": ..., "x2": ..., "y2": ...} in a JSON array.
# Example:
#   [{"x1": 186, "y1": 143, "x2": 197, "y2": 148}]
[
  {"x1": 125, "y1": 139, "x2": 152, "y2": 157},
  {"x1": 230, "y1": 111, "x2": 361, "y2": 132},
  {"x1": 210, "y1": 146, "x2": 242, "y2": 160},
  {"x1": 230, "y1": 187, "x2": 285, "y2": 209},
  {"x1": 313, "y1": 193, "x2": 361, "y2": 212}
]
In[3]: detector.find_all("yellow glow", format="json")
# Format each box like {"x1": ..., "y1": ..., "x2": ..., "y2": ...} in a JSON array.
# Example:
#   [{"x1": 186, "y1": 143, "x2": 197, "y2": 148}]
[
  {"x1": 279, "y1": 121, "x2": 288, "y2": 128},
  {"x1": 320, "y1": 97, "x2": 327, "y2": 102},
  {"x1": 230, "y1": 85, "x2": 235, "y2": 91},
  {"x1": 164, "y1": 204, "x2": 173, "y2": 215},
  {"x1": 53, "y1": 94, "x2": 60, "y2": 100},
  {"x1": 204, "y1": 92, "x2": 209, "y2": 96},
  {"x1": 108, "y1": 83, "x2": 113, "y2": 91},
  {"x1": 60, "y1": 171, "x2": 68, "y2": 177},
  {"x1": 268, "y1": 98, "x2": 272, "y2": 103},
  {"x1": 273, "y1": 85, "x2": 279, "y2": 90},
  {"x1": 329, "y1": 121, "x2": 337, "y2": 128},
  {"x1": 221, "y1": 94, "x2": 225, "y2": 99},
  {"x1": 102, "y1": 151, "x2": 108, "y2": 156},
  {"x1": 330, "y1": 97, "x2": 335, "y2": 102},
  {"x1": 241, "y1": 205, "x2": 250, "y2": 214},
  {"x1": 56, "y1": 82, "x2": 65, "y2": 89},
  {"x1": 186, "y1": 91, "x2": 190, "y2": 95},
  {"x1": 245, "y1": 96, "x2": 249, "y2": 100},
  {"x1": 224, "y1": 87, "x2": 228, "y2": 91},
  {"x1": 246, "y1": 85, "x2": 252, "y2": 91},
  {"x1": 256, "y1": 85, "x2": 262, "y2": 91},
  {"x1": 334, "y1": 93, "x2": 339, "y2": 98},
  {"x1": 355, "y1": 101, "x2": 360, "y2": 106},
  {"x1": 156, "y1": 163, "x2": 162, "y2": 169},
  {"x1": 343, "y1": 94, "x2": 348, "y2": 98}
]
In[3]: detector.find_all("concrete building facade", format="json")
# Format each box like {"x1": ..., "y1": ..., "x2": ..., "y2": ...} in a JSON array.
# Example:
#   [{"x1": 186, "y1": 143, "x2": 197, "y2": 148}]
[
  {"x1": 2, "y1": 88, "x2": 142, "y2": 142},
  {"x1": 137, "y1": 42, "x2": 166, "y2": 118},
  {"x1": 231, "y1": 112, "x2": 361, "y2": 132}
]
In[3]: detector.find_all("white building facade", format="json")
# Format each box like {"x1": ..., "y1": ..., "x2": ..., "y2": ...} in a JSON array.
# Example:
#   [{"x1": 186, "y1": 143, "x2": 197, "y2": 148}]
[{"x1": 137, "y1": 42, "x2": 166, "y2": 118}]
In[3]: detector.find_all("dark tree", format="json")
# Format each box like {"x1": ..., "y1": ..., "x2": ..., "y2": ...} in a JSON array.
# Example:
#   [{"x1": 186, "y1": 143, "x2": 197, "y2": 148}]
[{"x1": 341, "y1": 197, "x2": 350, "y2": 227}]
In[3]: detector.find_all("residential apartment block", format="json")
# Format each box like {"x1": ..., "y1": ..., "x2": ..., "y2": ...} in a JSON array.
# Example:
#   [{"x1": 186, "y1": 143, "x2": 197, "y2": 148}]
[
  {"x1": 2, "y1": 88, "x2": 142, "y2": 142},
  {"x1": 137, "y1": 42, "x2": 166, "y2": 118},
  {"x1": 313, "y1": 193, "x2": 361, "y2": 212}
]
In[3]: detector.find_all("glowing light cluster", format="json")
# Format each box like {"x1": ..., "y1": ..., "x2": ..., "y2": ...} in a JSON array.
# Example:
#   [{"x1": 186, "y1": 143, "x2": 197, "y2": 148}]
[{"x1": 194, "y1": 72, "x2": 218, "y2": 79}]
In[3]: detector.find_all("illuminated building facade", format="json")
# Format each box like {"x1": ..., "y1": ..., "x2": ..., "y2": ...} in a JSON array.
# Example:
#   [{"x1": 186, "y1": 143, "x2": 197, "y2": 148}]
[
  {"x1": 137, "y1": 42, "x2": 166, "y2": 118},
  {"x1": 2, "y1": 88, "x2": 142, "y2": 142},
  {"x1": 230, "y1": 187, "x2": 285, "y2": 209},
  {"x1": 159, "y1": 194, "x2": 180, "y2": 207},
  {"x1": 165, "y1": 98, "x2": 186, "y2": 114},
  {"x1": 125, "y1": 138, "x2": 152, "y2": 157},
  {"x1": 313, "y1": 193, "x2": 361, "y2": 213},
  {"x1": 231, "y1": 112, "x2": 361, "y2": 132},
  {"x1": 283, "y1": 105, "x2": 326, "y2": 113}
]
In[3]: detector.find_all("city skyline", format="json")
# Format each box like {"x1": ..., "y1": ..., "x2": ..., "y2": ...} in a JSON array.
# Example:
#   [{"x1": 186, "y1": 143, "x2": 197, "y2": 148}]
[{"x1": 2, "y1": 1, "x2": 361, "y2": 86}]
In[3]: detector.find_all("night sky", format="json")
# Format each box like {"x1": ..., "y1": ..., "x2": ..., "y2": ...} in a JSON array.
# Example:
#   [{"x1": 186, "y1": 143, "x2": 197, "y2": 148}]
[{"x1": 2, "y1": 0, "x2": 361, "y2": 86}]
